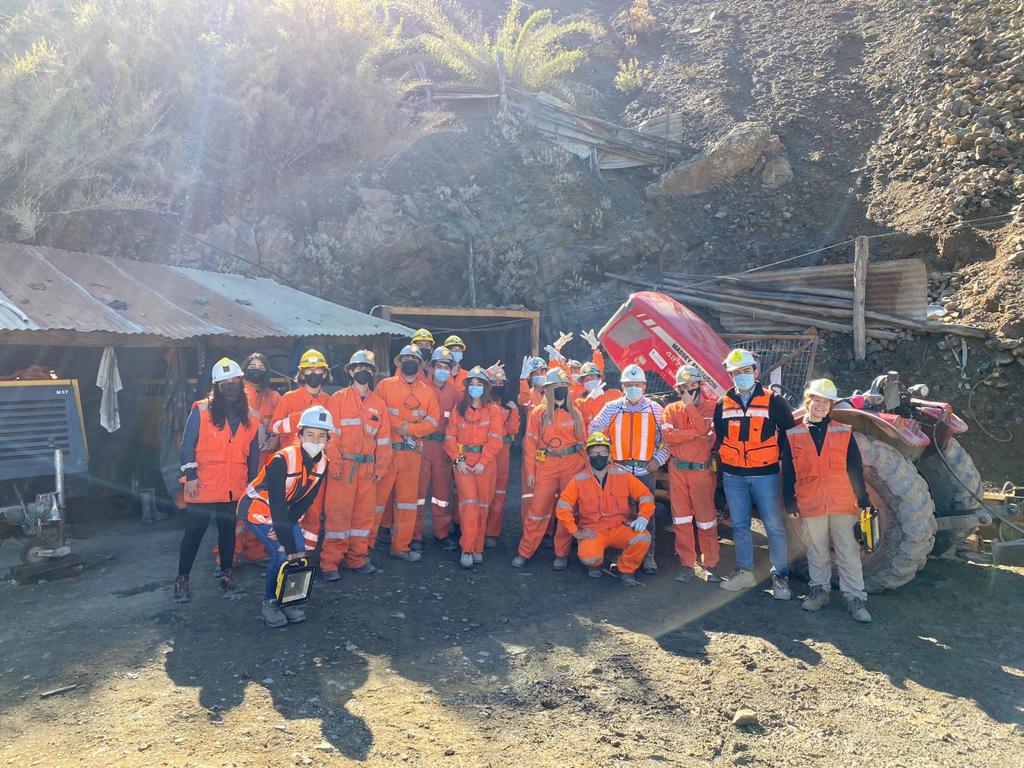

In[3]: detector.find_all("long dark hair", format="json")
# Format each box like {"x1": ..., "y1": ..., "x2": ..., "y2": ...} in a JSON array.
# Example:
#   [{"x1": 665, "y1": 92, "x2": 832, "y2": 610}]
[
  {"x1": 456, "y1": 378, "x2": 491, "y2": 418},
  {"x1": 206, "y1": 381, "x2": 251, "y2": 430},
  {"x1": 243, "y1": 352, "x2": 269, "y2": 388}
]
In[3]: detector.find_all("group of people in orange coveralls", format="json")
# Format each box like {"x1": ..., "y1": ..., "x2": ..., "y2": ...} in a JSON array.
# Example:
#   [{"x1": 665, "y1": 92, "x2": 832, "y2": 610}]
[{"x1": 174, "y1": 328, "x2": 874, "y2": 629}]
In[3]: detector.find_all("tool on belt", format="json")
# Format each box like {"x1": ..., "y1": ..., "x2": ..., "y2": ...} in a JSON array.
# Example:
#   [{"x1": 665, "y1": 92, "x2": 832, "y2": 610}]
[
  {"x1": 856, "y1": 506, "x2": 879, "y2": 553},
  {"x1": 275, "y1": 557, "x2": 315, "y2": 607}
]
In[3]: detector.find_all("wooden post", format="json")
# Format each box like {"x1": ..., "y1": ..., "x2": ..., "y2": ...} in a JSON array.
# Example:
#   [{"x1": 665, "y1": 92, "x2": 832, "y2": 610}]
[
  {"x1": 853, "y1": 236, "x2": 869, "y2": 360},
  {"x1": 467, "y1": 239, "x2": 477, "y2": 308}
]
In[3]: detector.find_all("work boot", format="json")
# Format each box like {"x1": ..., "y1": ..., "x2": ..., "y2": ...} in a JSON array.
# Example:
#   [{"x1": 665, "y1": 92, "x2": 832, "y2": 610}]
[
  {"x1": 460, "y1": 552, "x2": 474, "y2": 568},
  {"x1": 720, "y1": 568, "x2": 756, "y2": 592},
  {"x1": 321, "y1": 569, "x2": 341, "y2": 582},
  {"x1": 281, "y1": 605, "x2": 306, "y2": 624},
  {"x1": 643, "y1": 554, "x2": 658, "y2": 574},
  {"x1": 802, "y1": 585, "x2": 831, "y2": 612},
  {"x1": 552, "y1": 557, "x2": 568, "y2": 571},
  {"x1": 510, "y1": 555, "x2": 527, "y2": 568},
  {"x1": 541, "y1": 534, "x2": 554, "y2": 549},
  {"x1": 472, "y1": 552, "x2": 483, "y2": 564},
  {"x1": 846, "y1": 596, "x2": 872, "y2": 623},
  {"x1": 620, "y1": 572, "x2": 639, "y2": 587},
  {"x1": 218, "y1": 570, "x2": 243, "y2": 595},
  {"x1": 484, "y1": 536, "x2": 499, "y2": 549},
  {"x1": 587, "y1": 568, "x2": 603, "y2": 579},
  {"x1": 347, "y1": 561, "x2": 376, "y2": 575},
  {"x1": 262, "y1": 600, "x2": 287, "y2": 628},
  {"x1": 771, "y1": 574, "x2": 792, "y2": 601},
  {"x1": 390, "y1": 550, "x2": 422, "y2": 562},
  {"x1": 703, "y1": 565, "x2": 722, "y2": 583},
  {"x1": 410, "y1": 539, "x2": 423, "y2": 553},
  {"x1": 438, "y1": 536, "x2": 458, "y2": 552},
  {"x1": 174, "y1": 576, "x2": 191, "y2": 603},
  {"x1": 675, "y1": 566, "x2": 695, "y2": 583}
]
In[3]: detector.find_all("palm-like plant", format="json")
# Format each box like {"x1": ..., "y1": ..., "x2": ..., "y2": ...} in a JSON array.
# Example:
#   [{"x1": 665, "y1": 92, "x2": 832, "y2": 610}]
[{"x1": 394, "y1": 0, "x2": 601, "y2": 100}]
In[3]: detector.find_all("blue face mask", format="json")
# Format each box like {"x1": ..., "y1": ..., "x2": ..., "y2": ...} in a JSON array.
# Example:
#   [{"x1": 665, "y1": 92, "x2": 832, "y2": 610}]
[
  {"x1": 583, "y1": 379, "x2": 600, "y2": 393},
  {"x1": 531, "y1": 375, "x2": 546, "y2": 387},
  {"x1": 434, "y1": 369, "x2": 451, "y2": 385},
  {"x1": 467, "y1": 384, "x2": 484, "y2": 399},
  {"x1": 733, "y1": 373, "x2": 756, "y2": 391},
  {"x1": 450, "y1": 349, "x2": 463, "y2": 364},
  {"x1": 625, "y1": 386, "x2": 644, "y2": 403}
]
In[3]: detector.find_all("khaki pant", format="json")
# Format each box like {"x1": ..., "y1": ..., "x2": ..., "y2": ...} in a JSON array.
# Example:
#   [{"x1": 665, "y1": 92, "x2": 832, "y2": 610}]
[{"x1": 800, "y1": 514, "x2": 867, "y2": 601}]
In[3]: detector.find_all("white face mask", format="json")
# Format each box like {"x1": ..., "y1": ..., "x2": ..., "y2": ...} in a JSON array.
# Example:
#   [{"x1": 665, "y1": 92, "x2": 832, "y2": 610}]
[{"x1": 302, "y1": 441, "x2": 324, "y2": 458}]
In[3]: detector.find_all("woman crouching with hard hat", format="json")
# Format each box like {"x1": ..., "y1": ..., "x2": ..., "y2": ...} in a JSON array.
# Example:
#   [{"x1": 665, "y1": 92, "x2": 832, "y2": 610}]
[
  {"x1": 781, "y1": 379, "x2": 873, "y2": 624},
  {"x1": 238, "y1": 405, "x2": 334, "y2": 628}
]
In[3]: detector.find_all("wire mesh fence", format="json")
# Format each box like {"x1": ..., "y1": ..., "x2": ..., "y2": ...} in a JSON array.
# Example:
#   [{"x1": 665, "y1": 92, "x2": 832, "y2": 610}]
[{"x1": 721, "y1": 334, "x2": 819, "y2": 406}]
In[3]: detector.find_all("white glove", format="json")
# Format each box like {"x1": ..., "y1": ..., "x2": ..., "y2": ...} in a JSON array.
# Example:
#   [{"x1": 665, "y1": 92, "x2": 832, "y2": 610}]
[
  {"x1": 584, "y1": 381, "x2": 606, "y2": 400},
  {"x1": 519, "y1": 355, "x2": 532, "y2": 380},
  {"x1": 544, "y1": 344, "x2": 565, "y2": 362},
  {"x1": 580, "y1": 329, "x2": 600, "y2": 350},
  {"x1": 553, "y1": 331, "x2": 574, "y2": 351},
  {"x1": 629, "y1": 517, "x2": 649, "y2": 532}
]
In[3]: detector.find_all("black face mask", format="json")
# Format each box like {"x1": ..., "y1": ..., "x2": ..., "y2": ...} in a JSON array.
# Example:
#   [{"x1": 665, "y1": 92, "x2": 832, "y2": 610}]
[
  {"x1": 553, "y1": 386, "x2": 568, "y2": 403},
  {"x1": 244, "y1": 368, "x2": 266, "y2": 385},
  {"x1": 491, "y1": 386, "x2": 505, "y2": 399},
  {"x1": 352, "y1": 369, "x2": 373, "y2": 385},
  {"x1": 400, "y1": 360, "x2": 420, "y2": 376},
  {"x1": 589, "y1": 454, "x2": 609, "y2": 471},
  {"x1": 419, "y1": 347, "x2": 431, "y2": 361},
  {"x1": 304, "y1": 373, "x2": 325, "y2": 388},
  {"x1": 220, "y1": 381, "x2": 244, "y2": 399}
]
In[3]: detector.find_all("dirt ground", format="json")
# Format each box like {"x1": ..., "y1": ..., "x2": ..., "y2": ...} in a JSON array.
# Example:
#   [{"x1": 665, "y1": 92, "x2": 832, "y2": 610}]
[{"x1": 2, "y1": 484, "x2": 1022, "y2": 768}]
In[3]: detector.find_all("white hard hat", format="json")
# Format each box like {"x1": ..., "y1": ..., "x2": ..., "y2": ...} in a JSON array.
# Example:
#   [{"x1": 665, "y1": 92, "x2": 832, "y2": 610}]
[
  {"x1": 675, "y1": 364, "x2": 702, "y2": 386},
  {"x1": 620, "y1": 364, "x2": 646, "y2": 384},
  {"x1": 297, "y1": 405, "x2": 336, "y2": 433},
  {"x1": 211, "y1": 357, "x2": 243, "y2": 383},
  {"x1": 723, "y1": 348, "x2": 758, "y2": 373},
  {"x1": 805, "y1": 378, "x2": 839, "y2": 401}
]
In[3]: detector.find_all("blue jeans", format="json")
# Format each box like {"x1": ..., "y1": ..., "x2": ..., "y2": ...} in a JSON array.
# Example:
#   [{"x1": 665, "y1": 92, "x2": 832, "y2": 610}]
[
  {"x1": 245, "y1": 520, "x2": 305, "y2": 601},
  {"x1": 722, "y1": 472, "x2": 789, "y2": 576}
]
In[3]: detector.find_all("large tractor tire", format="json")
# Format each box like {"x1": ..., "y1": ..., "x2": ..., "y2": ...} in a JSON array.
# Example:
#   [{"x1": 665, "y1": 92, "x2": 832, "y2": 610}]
[
  {"x1": 915, "y1": 437, "x2": 984, "y2": 557},
  {"x1": 856, "y1": 433, "x2": 937, "y2": 592}
]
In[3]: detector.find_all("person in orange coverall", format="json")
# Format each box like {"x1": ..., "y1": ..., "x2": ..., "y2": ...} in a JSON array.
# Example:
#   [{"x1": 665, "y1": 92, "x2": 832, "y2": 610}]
[
  {"x1": 416, "y1": 346, "x2": 462, "y2": 551},
  {"x1": 511, "y1": 368, "x2": 587, "y2": 569},
  {"x1": 373, "y1": 345, "x2": 441, "y2": 562},
  {"x1": 445, "y1": 366, "x2": 504, "y2": 568},
  {"x1": 661, "y1": 365, "x2": 721, "y2": 584},
  {"x1": 318, "y1": 350, "x2": 392, "y2": 580},
  {"x1": 554, "y1": 432, "x2": 655, "y2": 587},
  {"x1": 485, "y1": 366, "x2": 520, "y2": 547}
]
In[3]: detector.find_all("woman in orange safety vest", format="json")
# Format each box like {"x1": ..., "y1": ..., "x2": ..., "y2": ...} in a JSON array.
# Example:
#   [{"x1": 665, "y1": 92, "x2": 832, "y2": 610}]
[{"x1": 175, "y1": 358, "x2": 260, "y2": 604}]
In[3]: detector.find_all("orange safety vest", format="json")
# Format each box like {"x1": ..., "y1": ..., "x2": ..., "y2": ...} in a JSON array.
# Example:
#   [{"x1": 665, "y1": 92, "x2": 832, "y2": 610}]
[
  {"x1": 608, "y1": 408, "x2": 659, "y2": 463},
  {"x1": 787, "y1": 422, "x2": 859, "y2": 517},
  {"x1": 189, "y1": 399, "x2": 259, "y2": 504},
  {"x1": 555, "y1": 466, "x2": 656, "y2": 533},
  {"x1": 718, "y1": 390, "x2": 780, "y2": 469},
  {"x1": 243, "y1": 444, "x2": 327, "y2": 525}
]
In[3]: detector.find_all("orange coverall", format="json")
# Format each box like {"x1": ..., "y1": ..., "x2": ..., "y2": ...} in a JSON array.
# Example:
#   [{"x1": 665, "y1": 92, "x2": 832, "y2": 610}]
[
  {"x1": 319, "y1": 386, "x2": 392, "y2": 571},
  {"x1": 518, "y1": 405, "x2": 587, "y2": 559},
  {"x1": 661, "y1": 393, "x2": 720, "y2": 569},
  {"x1": 487, "y1": 402, "x2": 521, "y2": 538},
  {"x1": 575, "y1": 386, "x2": 623, "y2": 433},
  {"x1": 269, "y1": 386, "x2": 330, "y2": 552},
  {"x1": 417, "y1": 375, "x2": 461, "y2": 542},
  {"x1": 553, "y1": 350, "x2": 605, "y2": 402},
  {"x1": 517, "y1": 379, "x2": 545, "y2": 529},
  {"x1": 555, "y1": 466, "x2": 655, "y2": 574},
  {"x1": 230, "y1": 382, "x2": 283, "y2": 562},
  {"x1": 373, "y1": 375, "x2": 440, "y2": 554},
  {"x1": 445, "y1": 402, "x2": 504, "y2": 554}
]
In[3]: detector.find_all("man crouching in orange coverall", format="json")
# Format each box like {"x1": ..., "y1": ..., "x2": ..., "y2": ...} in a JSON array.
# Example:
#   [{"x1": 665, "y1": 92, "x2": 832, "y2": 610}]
[{"x1": 554, "y1": 432, "x2": 656, "y2": 587}]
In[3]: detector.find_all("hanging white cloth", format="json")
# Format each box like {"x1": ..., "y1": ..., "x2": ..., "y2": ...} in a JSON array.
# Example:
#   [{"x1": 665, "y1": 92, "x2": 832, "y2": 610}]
[{"x1": 96, "y1": 346, "x2": 123, "y2": 433}]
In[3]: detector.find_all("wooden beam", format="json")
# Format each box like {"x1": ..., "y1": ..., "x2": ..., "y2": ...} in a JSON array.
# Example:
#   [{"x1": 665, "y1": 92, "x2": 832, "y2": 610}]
[
  {"x1": 853, "y1": 236, "x2": 869, "y2": 360},
  {"x1": 383, "y1": 305, "x2": 540, "y2": 320}
]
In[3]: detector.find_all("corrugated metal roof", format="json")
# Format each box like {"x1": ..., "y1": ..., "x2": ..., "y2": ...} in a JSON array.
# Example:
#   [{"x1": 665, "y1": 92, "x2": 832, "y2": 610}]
[{"x1": 0, "y1": 243, "x2": 413, "y2": 342}]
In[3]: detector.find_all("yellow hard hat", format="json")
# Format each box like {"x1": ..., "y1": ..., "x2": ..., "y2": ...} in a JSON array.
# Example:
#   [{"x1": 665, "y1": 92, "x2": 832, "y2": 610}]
[
  {"x1": 411, "y1": 328, "x2": 434, "y2": 344},
  {"x1": 805, "y1": 378, "x2": 839, "y2": 401},
  {"x1": 586, "y1": 432, "x2": 612, "y2": 450},
  {"x1": 298, "y1": 349, "x2": 328, "y2": 370},
  {"x1": 444, "y1": 334, "x2": 466, "y2": 350}
]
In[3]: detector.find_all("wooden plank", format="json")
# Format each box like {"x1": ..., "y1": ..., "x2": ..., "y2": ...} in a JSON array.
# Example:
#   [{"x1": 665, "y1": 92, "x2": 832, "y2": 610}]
[
  {"x1": 384, "y1": 306, "x2": 540, "y2": 319},
  {"x1": 853, "y1": 236, "x2": 869, "y2": 360}
]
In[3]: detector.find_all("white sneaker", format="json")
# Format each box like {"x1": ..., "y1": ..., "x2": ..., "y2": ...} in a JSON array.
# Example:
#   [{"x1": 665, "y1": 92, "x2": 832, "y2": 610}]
[
  {"x1": 460, "y1": 552, "x2": 474, "y2": 568},
  {"x1": 510, "y1": 555, "x2": 527, "y2": 568},
  {"x1": 472, "y1": 552, "x2": 483, "y2": 564},
  {"x1": 720, "y1": 569, "x2": 757, "y2": 592},
  {"x1": 552, "y1": 557, "x2": 568, "y2": 571}
]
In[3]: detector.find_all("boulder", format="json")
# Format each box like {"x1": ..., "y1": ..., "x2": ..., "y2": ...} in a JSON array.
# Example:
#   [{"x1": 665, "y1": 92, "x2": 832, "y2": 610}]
[
  {"x1": 761, "y1": 156, "x2": 794, "y2": 188},
  {"x1": 647, "y1": 121, "x2": 772, "y2": 198}
]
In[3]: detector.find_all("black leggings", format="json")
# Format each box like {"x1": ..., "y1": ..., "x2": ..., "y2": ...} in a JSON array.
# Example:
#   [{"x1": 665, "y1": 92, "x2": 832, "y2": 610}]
[{"x1": 178, "y1": 502, "x2": 237, "y2": 576}]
